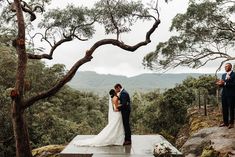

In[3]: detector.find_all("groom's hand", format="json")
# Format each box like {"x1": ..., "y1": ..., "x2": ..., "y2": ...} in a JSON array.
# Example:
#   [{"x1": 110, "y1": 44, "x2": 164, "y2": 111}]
[{"x1": 216, "y1": 79, "x2": 224, "y2": 86}]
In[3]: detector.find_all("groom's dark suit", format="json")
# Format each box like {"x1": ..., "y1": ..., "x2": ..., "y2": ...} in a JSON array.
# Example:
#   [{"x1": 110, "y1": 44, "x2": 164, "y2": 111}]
[
  {"x1": 119, "y1": 89, "x2": 131, "y2": 142},
  {"x1": 221, "y1": 71, "x2": 235, "y2": 125}
]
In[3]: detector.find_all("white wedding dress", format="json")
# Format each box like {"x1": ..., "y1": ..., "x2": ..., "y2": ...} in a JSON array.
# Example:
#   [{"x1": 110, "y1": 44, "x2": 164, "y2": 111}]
[{"x1": 73, "y1": 97, "x2": 125, "y2": 146}]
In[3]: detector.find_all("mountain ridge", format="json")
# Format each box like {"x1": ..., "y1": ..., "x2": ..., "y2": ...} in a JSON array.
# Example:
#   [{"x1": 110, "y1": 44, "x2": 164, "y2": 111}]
[{"x1": 68, "y1": 71, "x2": 220, "y2": 95}]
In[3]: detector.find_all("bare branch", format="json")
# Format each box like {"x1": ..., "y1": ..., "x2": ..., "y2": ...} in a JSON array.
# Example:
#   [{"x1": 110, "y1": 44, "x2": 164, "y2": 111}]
[
  {"x1": 87, "y1": 19, "x2": 160, "y2": 56},
  {"x1": 216, "y1": 57, "x2": 235, "y2": 74},
  {"x1": 21, "y1": 1, "x2": 36, "y2": 21},
  {"x1": 154, "y1": 0, "x2": 160, "y2": 19},
  {"x1": 23, "y1": 54, "x2": 92, "y2": 109},
  {"x1": 20, "y1": 1, "x2": 44, "y2": 21},
  {"x1": 27, "y1": 53, "x2": 52, "y2": 60},
  {"x1": 23, "y1": 17, "x2": 160, "y2": 108},
  {"x1": 70, "y1": 19, "x2": 96, "y2": 40},
  {"x1": 71, "y1": 34, "x2": 88, "y2": 41},
  {"x1": 27, "y1": 37, "x2": 73, "y2": 60},
  {"x1": 133, "y1": 13, "x2": 158, "y2": 21},
  {"x1": 28, "y1": 19, "x2": 96, "y2": 60}
]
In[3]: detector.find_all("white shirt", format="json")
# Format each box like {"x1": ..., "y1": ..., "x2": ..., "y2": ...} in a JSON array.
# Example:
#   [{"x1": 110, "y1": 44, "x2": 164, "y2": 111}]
[{"x1": 226, "y1": 70, "x2": 232, "y2": 80}]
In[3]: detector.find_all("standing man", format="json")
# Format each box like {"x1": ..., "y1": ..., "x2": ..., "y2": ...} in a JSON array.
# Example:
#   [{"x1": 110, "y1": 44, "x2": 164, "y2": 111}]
[
  {"x1": 216, "y1": 63, "x2": 235, "y2": 129},
  {"x1": 114, "y1": 83, "x2": 132, "y2": 145}
]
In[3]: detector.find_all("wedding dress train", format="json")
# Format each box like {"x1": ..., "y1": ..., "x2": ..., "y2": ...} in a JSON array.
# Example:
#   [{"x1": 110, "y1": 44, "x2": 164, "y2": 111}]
[{"x1": 73, "y1": 98, "x2": 125, "y2": 146}]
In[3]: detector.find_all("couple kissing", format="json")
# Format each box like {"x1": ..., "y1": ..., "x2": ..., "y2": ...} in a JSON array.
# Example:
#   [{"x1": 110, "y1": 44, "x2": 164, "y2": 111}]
[{"x1": 73, "y1": 83, "x2": 131, "y2": 146}]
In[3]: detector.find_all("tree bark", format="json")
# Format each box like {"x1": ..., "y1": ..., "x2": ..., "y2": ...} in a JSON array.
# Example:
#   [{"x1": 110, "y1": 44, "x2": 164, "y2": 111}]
[
  {"x1": 12, "y1": 0, "x2": 32, "y2": 157},
  {"x1": 12, "y1": 103, "x2": 32, "y2": 157}
]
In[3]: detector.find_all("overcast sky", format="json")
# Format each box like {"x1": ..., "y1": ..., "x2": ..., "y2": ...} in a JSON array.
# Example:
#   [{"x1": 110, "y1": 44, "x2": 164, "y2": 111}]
[{"x1": 44, "y1": 0, "x2": 226, "y2": 77}]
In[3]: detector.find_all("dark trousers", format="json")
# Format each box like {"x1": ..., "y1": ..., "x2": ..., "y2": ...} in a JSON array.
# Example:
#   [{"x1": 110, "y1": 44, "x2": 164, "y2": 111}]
[
  {"x1": 121, "y1": 108, "x2": 131, "y2": 141},
  {"x1": 222, "y1": 95, "x2": 235, "y2": 125}
]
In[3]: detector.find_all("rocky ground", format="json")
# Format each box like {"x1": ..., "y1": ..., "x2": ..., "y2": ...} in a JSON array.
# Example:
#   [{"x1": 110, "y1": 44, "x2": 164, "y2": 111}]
[
  {"x1": 32, "y1": 145, "x2": 64, "y2": 157},
  {"x1": 176, "y1": 106, "x2": 235, "y2": 157}
]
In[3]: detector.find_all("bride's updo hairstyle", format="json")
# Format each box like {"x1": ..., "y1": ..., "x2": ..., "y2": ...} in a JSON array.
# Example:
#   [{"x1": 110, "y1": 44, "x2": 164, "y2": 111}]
[{"x1": 109, "y1": 89, "x2": 116, "y2": 98}]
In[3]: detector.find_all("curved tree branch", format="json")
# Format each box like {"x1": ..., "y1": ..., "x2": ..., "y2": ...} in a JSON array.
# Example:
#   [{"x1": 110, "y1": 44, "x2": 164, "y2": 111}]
[
  {"x1": 28, "y1": 20, "x2": 96, "y2": 60},
  {"x1": 21, "y1": 1, "x2": 36, "y2": 21},
  {"x1": 20, "y1": 1, "x2": 44, "y2": 21},
  {"x1": 23, "y1": 17, "x2": 160, "y2": 109},
  {"x1": 27, "y1": 36, "x2": 73, "y2": 60}
]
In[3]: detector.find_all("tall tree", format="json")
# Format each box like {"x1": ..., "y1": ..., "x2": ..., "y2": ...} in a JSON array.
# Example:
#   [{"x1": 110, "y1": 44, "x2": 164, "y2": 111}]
[
  {"x1": 0, "y1": 0, "x2": 160, "y2": 157},
  {"x1": 143, "y1": 0, "x2": 235, "y2": 72}
]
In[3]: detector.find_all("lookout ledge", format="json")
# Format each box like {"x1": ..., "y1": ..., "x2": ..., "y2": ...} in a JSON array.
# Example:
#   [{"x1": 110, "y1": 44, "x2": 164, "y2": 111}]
[{"x1": 60, "y1": 135, "x2": 182, "y2": 157}]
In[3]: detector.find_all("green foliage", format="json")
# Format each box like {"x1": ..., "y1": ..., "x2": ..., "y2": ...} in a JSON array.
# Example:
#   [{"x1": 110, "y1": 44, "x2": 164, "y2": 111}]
[
  {"x1": 193, "y1": 75, "x2": 217, "y2": 95},
  {"x1": 0, "y1": 0, "x2": 157, "y2": 64},
  {"x1": 0, "y1": 1, "x2": 163, "y2": 156},
  {"x1": 0, "y1": 46, "x2": 218, "y2": 156},
  {"x1": 0, "y1": 42, "x2": 219, "y2": 152},
  {"x1": 0, "y1": 0, "x2": 52, "y2": 41},
  {"x1": 131, "y1": 86, "x2": 190, "y2": 138},
  {"x1": 94, "y1": 0, "x2": 150, "y2": 35},
  {"x1": 27, "y1": 86, "x2": 108, "y2": 148},
  {"x1": 39, "y1": 5, "x2": 95, "y2": 39},
  {"x1": 25, "y1": 61, "x2": 66, "y2": 98},
  {"x1": 0, "y1": 45, "x2": 16, "y2": 157},
  {"x1": 0, "y1": 85, "x2": 15, "y2": 157},
  {"x1": 0, "y1": 45, "x2": 17, "y2": 87},
  {"x1": 182, "y1": 75, "x2": 218, "y2": 107},
  {"x1": 144, "y1": 0, "x2": 235, "y2": 70},
  {"x1": 0, "y1": 44, "x2": 108, "y2": 153}
]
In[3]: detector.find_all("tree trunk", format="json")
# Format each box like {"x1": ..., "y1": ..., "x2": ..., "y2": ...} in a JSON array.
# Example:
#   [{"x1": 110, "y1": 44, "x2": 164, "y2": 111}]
[
  {"x1": 12, "y1": 0, "x2": 32, "y2": 156},
  {"x1": 204, "y1": 94, "x2": 207, "y2": 116},
  {"x1": 12, "y1": 102, "x2": 32, "y2": 157},
  {"x1": 216, "y1": 88, "x2": 219, "y2": 106},
  {"x1": 198, "y1": 90, "x2": 201, "y2": 109}
]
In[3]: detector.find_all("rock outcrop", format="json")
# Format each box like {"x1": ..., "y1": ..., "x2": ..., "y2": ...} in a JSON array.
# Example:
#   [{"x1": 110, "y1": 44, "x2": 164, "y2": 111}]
[
  {"x1": 177, "y1": 106, "x2": 235, "y2": 157},
  {"x1": 181, "y1": 127, "x2": 235, "y2": 157}
]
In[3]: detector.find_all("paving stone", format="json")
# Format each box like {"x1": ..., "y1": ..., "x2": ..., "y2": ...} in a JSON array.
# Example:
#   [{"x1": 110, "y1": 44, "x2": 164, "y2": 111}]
[{"x1": 60, "y1": 135, "x2": 182, "y2": 157}]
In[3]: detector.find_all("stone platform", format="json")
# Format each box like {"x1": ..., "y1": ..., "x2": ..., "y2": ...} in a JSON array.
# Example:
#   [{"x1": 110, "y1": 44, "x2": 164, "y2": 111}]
[{"x1": 60, "y1": 135, "x2": 182, "y2": 157}]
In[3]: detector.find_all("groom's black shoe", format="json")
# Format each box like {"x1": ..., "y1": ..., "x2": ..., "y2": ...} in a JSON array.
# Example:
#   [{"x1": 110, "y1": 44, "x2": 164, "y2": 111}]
[{"x1": 123, "y1": 140, "x2": 132, "y2": 145}]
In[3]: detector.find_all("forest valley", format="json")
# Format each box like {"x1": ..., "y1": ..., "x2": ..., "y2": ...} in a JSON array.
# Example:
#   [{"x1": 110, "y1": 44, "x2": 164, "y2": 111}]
[{"x1": 0, "y1": 46, "x2": 222, "y2": 156}]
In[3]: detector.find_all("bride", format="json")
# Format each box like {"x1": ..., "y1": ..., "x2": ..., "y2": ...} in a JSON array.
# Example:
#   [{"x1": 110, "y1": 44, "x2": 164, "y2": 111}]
[{"x1": 73, "y1": 89, "x2": 125, "y2": 146}]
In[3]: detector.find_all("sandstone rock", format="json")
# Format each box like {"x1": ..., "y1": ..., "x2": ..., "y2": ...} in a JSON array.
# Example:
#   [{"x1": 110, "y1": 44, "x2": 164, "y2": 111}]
[
  {"x1": 181, "y1": 127, "x2": 235, "y2": 156},
  {"x1": 32, "y1": 145, "x2": 65, "y2": 157}
]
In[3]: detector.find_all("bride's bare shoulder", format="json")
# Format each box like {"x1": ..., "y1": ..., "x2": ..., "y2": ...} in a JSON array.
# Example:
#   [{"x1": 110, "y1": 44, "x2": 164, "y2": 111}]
[{"x1": 112, "y1": 96, "x2": 119, "y2": 103}]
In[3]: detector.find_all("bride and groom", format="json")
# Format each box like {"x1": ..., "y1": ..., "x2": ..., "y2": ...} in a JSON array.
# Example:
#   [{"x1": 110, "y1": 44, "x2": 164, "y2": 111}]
[{"x1": 73, "y1": 83, "x2": 132, "y2": 146}]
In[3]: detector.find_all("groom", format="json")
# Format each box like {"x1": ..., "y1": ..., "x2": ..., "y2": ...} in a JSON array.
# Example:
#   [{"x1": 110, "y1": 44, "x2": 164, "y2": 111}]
[{"x1": 114, "y1": 83, "x2": 132, "y2": 145}]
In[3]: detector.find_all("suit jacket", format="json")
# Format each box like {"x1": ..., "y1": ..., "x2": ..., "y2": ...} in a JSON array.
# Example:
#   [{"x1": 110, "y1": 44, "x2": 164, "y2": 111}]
[
  {"x1": 221, "y1": 71, "x2": 235, "y2": 97},
  {"x1": 119, "y1": 89, "x2": 131, "y2": 111}
]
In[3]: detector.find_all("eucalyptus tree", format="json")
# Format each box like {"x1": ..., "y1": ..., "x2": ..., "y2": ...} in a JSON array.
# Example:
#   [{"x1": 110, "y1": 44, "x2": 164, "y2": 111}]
[
  {"x1": 143, "y1": 0, "x2": 235, "y2": 72},
  {"x1": 0, "y1": 0, "x2": 160, "y2": 157}
]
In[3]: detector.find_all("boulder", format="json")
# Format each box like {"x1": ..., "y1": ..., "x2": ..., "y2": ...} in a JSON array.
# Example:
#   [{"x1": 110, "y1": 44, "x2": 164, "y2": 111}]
[
  {"x1": 181, "y1": 127, "x2": 235, "y2": 157},
  {"x1": 32, "y1": 145, "x2": 65, "y2": 157}
]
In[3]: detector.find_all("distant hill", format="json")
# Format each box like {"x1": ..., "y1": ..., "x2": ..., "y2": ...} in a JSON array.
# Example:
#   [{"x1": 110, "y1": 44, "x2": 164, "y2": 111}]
[{"x1": 68, "y1": 71, "x2": 217, "y2": 95}]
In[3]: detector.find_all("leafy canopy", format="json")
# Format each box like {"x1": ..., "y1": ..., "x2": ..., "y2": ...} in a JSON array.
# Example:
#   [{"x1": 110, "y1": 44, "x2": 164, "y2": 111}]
[{"x1": 143, "y1": 0, "x2": 235, "y2": 72}]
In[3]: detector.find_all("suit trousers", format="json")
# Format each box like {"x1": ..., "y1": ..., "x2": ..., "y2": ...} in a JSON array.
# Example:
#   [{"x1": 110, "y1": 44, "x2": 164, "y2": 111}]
[
  {"x1": 222, "y1": 95, "x2": 235, "y2": 125},
  {"x1": 121, "y1": 108, "x2": 131, "y2": 141}
]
